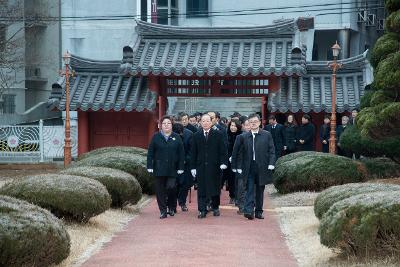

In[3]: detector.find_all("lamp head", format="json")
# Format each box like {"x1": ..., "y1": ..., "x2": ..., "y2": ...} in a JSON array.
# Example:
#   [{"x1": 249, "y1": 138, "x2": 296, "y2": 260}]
[
  {"x1": 63, "y1": 50, "x2": 71, "y2": 65},
  {"x1": 332, "y1": 41, "x2": 341, "y2": 58}
]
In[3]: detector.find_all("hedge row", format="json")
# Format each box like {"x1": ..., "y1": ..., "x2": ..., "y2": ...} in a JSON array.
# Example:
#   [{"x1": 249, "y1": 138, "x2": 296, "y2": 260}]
[
  {"x1": 319, "y1": 191, "x2": 400, "y2": 256},
  {"x1": 61, "y1": 166, "x2": 142, "y2": 207},
  {"x1": 0, "y1": 174, "x2": 111, "y2": 222},
  {"x1": 273, "y1": 152, "x2": 367, "y2": 194},
  {"x1": 314, "y1": 183, "x2": 400, "y2": 219},
  {"x1": 75, "y1": 151, "x2": 155, "y2": 194},
  {"x1": 78, "y1": 146, "x2": 148, "y2": 161},
  {"x1": 0, "y1": 195, "x2": 70, "y2": 266}
]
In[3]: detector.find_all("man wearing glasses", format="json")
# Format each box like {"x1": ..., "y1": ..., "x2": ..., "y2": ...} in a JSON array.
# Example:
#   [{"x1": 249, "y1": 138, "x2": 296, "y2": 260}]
[{"x1": 236, "y1": 113, "x2": 276, "y2": 220}]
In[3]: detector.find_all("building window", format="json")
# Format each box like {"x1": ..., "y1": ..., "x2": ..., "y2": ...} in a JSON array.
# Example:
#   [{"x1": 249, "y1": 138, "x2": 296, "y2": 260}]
[
  {"x1": 166, "y1": 78, "x2": 268, "y2": 96},
  {"x1": 0, "y1": 94, "x2": 16, "y2": 114},
  {"x1": 186, "y1": 0, "x2": 208, "y2": 18},
  {"x1": 0, "y1": 24, "x2": 6, "y2": 52},
  {"x1": 157, "y1": 0, "x2": 179, "y2": 25}
]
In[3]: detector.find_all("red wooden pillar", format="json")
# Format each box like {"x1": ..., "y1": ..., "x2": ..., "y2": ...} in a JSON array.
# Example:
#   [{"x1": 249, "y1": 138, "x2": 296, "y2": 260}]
[
  {"x1": 261, "y1": 96, "x2": 268, "y2": 127},
  {"x1": 78, "y1": 111, "x2": 90, "y2": 155}
]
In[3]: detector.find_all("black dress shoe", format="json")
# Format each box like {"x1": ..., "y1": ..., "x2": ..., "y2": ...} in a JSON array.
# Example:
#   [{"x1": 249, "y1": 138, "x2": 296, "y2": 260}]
[
  {"x1": 168, "y1": 210, "x2": 175, "y2": 216},
  {"x1": 213, "y1": 209, "x2": 220, "y2": 216},
  {"x1": 244, "y1": 213, "x2": 254, "y2": 220},
  {"x1": 160, "y1": 212, "x2": 167, "y2": 219},
  {"x1": 181, "y1": 205, "x2": 188, "y2": 212},
  {"x1": 198, "y1": 211, "x2": 206, "y2": 219},
  {"x1": 255, "y1": 213, "x2": 264, "y2": 219}
]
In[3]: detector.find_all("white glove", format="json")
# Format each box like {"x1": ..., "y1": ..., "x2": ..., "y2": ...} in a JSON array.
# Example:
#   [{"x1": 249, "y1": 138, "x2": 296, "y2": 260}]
[
  {"x1": 177, "y1": 170, "x2": 184, "y2": 174},
  {"x1": 191, "y1": 169, "x2": 196, "y2": 177},
  {"x1": 147, "y1": 169, "x2": 153, "y2": 173},
  {"x1": 268, "y1": 165, "x2": 275, "y2": 170},
  {"x1": 220, "y1": 164, "x2": 227, "y2": 170},
  {"x1": 232, "y1": 169, "x2": 237, "y2": 172},
  {"x1": 237, "y1": 169, "x2": 242, "y2": 174},
  {"x1": 284, "y1": 146, "x2": 287, "y2": 150},
  {"x1": 229, "y1": 157, "x2": 232, "y2": 163}
]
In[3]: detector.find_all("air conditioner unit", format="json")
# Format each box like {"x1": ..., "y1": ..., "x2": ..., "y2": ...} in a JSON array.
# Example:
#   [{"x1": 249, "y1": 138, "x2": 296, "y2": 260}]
[
  {"x1": 366, "y1": 13, "x2": 376, "y2": 26},
  {"x1": 357, "y1": 10, "x2": 367, "y2": 23}
]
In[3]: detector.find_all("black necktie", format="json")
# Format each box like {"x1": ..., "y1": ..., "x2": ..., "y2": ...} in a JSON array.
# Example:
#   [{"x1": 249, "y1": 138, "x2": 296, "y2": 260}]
[{"x1": 205, "y1": 131, "x2": 209, "y2": 141}]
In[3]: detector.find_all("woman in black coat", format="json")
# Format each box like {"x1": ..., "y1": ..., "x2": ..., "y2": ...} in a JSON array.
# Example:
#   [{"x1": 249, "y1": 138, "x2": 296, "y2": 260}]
[
  {"x1": 147, "y1": 116, "x2": 185, "y2": 219},
  {"x1": 226, "y1": 119, "x2": 242, "y2": 204},
  {"x1": 284, "y1": 114, "x2": 298, "y2": 154}
]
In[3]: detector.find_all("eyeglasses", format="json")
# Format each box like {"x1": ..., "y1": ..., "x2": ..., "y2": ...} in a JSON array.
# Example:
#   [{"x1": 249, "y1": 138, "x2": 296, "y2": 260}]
[{"x1": 249, "y1": 120, "x2": 260, "y2": 124}]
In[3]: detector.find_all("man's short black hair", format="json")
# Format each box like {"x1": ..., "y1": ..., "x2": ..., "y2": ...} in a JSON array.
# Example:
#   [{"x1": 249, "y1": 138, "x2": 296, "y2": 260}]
[
  {"x1": 248, "y1": 113, "x2": 261, "y2": 121},
  {"x1": 177, "y1": 112, "x2": 189, "y2": 121},
  {"x1": 189, "y1": 114, "x2": 196, "y2": 119},
  {"x1": 239, "y1": 115, "x2": 248, "y2": 124},
  {"x1": 172, "y1": 123, "x2": 184, "y2": 135},
  {"x1": 215, "y1": 111, "x2": 221, "y2": 119},
  {"x1": 268, "y1": 114, "x2": 276, "y2": 120},
  {"x1": 302, "y1": 114, "x2": 311, "y2": 121}
]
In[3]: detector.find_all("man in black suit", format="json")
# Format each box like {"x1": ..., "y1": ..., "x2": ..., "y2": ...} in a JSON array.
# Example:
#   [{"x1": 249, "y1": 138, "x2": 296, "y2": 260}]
[
  {"x1": 297, "y1": 114, "x2": 316, "y2": 151},
  {"x1": 178, "y1": 112, "x2": 198, "y2": 133},
  {"x1": 236, "y1": 114, "x2": 276, "y2": 220},
  {"x1": 172, "y1": 123, "x2": 193, "y2": 212},
  {"x1": 336, "y1": 115, "x2": 352, "y2": 157},
  {"x1": 191, "y1": 114, "x2": 228, "y2": 219},
  {"x1": 263, "y1": 115, "x2": 286, "y2": 158}
]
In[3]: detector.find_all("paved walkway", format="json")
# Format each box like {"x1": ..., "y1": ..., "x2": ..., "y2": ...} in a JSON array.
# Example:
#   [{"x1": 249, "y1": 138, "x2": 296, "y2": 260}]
[{"x1": 83, "y1": 189, "x2": 297, "y2": 267}]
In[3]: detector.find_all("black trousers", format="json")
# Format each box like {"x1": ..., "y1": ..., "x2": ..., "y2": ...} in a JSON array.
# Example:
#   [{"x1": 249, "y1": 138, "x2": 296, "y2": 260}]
[
  {"x1": 154, "y1": 176, "x2": 177, "y2": 214},
  {"x1": 176, "y1": 170, "x2": 192, "y2": 206},
  {"x1": 198, "y1": 194, "x2": 220, "y2": 212},
  {"x1": 244, "y1": 161, "x2": 265, "y2": 215}
]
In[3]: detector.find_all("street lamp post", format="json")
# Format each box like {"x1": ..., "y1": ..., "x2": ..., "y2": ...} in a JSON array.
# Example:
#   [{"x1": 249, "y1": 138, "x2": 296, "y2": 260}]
[
  {"x1": 62, "y1": 51, "x2": 72, "y2": 167},
  {"x1": 328, "y1": 41, "x2": 342, "y2": 154}
]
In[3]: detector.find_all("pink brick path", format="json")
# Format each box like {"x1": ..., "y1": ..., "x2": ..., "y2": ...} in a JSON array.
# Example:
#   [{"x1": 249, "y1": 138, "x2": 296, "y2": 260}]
[{"x1": 83, "y1": 189, "x2": 297, "y2": 267}]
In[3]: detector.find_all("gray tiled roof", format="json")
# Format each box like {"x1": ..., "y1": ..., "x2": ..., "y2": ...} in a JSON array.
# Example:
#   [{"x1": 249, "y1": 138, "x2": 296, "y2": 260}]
[
  {"x1": 120, "y1": 20, "x2": 307, "y2": 77},
  {"x1": 47, "y1": 56, "x2": 157, "y2": 112},
  {"x1": 268, "y1": 52, "x2": 371, "y2": 113}
]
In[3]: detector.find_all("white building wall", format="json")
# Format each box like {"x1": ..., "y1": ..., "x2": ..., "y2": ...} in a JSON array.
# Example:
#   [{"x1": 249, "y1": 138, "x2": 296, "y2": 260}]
[{"x1": 62, "y1": 0, "x2": 138, "y2": 60}]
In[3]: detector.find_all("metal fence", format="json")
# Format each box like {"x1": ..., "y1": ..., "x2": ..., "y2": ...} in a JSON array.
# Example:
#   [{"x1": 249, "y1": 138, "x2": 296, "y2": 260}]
[{"x1": 0, "y1": 120, "x2": 78, "y2": 163}]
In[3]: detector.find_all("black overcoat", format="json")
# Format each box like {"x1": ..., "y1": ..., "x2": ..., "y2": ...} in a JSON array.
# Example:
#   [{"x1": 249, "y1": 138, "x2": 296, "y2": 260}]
[
  {"x1": 297, "y1": 123, "x2": 316, "y2": 151},
  {"x1": 285, "y1": 124, "x2": 297, "y2": 152},
  {"x1": 264, "y1": 124, "x2": 285, "y2": 156},
  {"x1": 190, "y1": 128, "x2": 228, "y2": 197},
  {"x1": 237, "y1": 130, "x2": 276, "y2": 185},
  {"x1": 147, "y1": 132, "x2": 185, "y2": 177}
]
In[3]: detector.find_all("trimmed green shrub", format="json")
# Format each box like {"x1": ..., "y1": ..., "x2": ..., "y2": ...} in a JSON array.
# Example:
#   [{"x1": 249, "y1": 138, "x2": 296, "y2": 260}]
[
  {"x1": 385, "y1": 0, "x2": 400, "y2": 13},
  {"x1": 75, "y1": 152, "x2": 155, "y2": 194},
  {"x1": 0, "y1": 195, "x2": 70, "y2": 266},
  {"x1": 78, "y1": 146, "x2": 148, "y2": 161},
  {"x1": 314, "y1": 183, "x2": 400, "y2": 219},
  {"x1": 319, "y1": 191, "x2": 400, "y2": 255},
  {"x1": 359, "y1": 90, "x2": 374, "y2": 109},
  {"x1": 273, "y1": 152, "x2": 367, "y2": 194},
  {"x1": 275, "y1": 151, "x2": 316, "y2": 166},
  {"x1": 0, "y1": 174, "x2": 111, "y2": 222},
  {"x1": 360, "y1": 157, "x2": 400, "y2": 179},
  {"x1": 356, "y1": 102, "x2": 400, "y2": 140},
  {"x1": 61, "y1": 166, "x2": 142, "y2": 207},
  {"x1": 340, "y1": 125, "x2": 400, "y2": 162},
  {"x1": 370, "y1": 32, "x2": 400, "y2": 68},
  {"x1": 386, "y1": 10, "x2": 400, "y2": 34},
  {"x1": 374, "y1": 51, "x2": 400, "y2": 94}
]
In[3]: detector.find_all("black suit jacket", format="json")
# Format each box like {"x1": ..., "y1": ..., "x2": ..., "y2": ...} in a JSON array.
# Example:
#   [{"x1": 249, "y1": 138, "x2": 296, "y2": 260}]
[
  {"x1": 147, "y1": 132, "x2": 185, "y2": 177},
  {"x1": 264, "y1": 123, "x2": 286, "y2": 151},
  {"x1": 237, "y1": 130, "x2": 276, "y2": 185}
]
